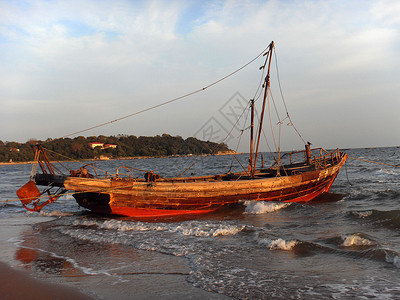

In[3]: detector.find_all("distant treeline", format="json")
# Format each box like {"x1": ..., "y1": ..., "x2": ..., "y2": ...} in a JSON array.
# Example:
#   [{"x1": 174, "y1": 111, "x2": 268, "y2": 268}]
[{"x1": 0, "y1": 134, "x2": 232, "y2": 163}]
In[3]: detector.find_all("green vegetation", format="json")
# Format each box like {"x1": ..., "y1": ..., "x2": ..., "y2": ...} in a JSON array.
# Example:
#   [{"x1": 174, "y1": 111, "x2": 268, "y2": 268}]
[{"x1": 0, "y1": 134, "x2": 231, "y2": 163}]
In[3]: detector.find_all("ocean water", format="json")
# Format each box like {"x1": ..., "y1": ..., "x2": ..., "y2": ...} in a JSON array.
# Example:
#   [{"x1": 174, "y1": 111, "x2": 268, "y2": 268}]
[{"x1": 0, "y1": 147, "x2": 399, "y2": 299}]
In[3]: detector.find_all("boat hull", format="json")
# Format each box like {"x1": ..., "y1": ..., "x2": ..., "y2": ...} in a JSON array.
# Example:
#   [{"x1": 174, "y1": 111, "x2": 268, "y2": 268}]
[{"x1": 67, "y1": 154, "x2": 347, "y2": 217}]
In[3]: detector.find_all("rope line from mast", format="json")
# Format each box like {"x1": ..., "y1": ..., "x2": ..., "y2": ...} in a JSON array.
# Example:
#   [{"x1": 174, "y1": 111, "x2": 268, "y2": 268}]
[
  {"x1": 227, "y1": 101, "x2": 252, "y2": 173},
  {"x1": 347, "y1": 156, "x2": 399, "y2": 168},
  {"x1": 273, "y1": 49, "x2": 306, "y2": 145},
  {"x1": 58, "y1": 44, "x2": 272, "y2": 140},
  {"x1": 269, "y1": 88, "x2": 285, "y2": 156}
]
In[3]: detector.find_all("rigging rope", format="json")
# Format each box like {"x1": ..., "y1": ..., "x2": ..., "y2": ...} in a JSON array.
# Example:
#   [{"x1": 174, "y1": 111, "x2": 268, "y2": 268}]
[
  {"x1": 57, "y1": 45, "x2": 272, "y2": 140},
  {"x1": 348, "y1": 156, "x2": 399, "y2": 168},
  {"x1": 227, "y1": 101, "x2": 251, "y2": 173},
  {"x1": 345, "y1": 161, "x2": 353, "y2": 186},
  {"x1": 268, "y1": 89, "x2": 279, "y2": 154},
  {"x1": 273, "y1": 49, "x2": 306, "y2": 145},
  {"x1": 44, "y1": 147, "x2": 77, "y2": 163}
]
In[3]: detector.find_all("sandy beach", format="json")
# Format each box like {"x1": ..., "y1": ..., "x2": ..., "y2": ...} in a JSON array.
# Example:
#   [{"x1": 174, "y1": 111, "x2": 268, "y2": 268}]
[
  {"x1": 0, "y1": 261, "x2": 93, "y2": 300},
  {"x1": 0, "y1": 216, "x2": 229, "y2": 300},
  {"x1": 0, "y1": 217, "x2": 92, "y2": 299}
]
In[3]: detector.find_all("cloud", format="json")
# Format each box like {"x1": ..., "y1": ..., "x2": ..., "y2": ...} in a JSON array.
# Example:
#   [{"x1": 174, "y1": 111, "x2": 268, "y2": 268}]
[
  {"x1": 0, "y1": 0, "x2": 399, "y2": 150},
  {"x1": 371, "y1": 0, "x2": 400, "y2": 25}
]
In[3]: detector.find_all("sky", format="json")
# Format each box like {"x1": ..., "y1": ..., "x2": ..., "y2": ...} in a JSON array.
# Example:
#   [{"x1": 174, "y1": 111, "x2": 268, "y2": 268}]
[{"x1": 1, "y1": 0, "x2": 399, "y2": 152}]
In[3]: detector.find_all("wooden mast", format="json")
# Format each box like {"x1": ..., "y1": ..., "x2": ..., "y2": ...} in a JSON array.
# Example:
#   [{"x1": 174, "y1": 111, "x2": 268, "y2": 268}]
[
  {"x1": 252, "y1": 41, "x2": 274, "y2": 176},
  {"x1": 248, "y1": 99, "x2": 255, "y2": 175}
]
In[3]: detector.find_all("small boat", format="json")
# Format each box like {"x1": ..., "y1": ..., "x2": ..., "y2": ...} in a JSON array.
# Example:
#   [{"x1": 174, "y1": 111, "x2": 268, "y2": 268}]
[{"x1": 16, "y1": 42, "x2": 348, "y2": 218}]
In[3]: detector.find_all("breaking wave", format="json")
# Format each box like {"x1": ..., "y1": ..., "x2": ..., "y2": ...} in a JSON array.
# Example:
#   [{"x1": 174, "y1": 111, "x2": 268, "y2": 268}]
[
  {"x1": 375, "y1": 168, "x2": 398, "y2": 176},
  {"x1": 72, "y1": 218, "x2": 245, "y2": 237},
  {"x1": 257, "y1": 237, "x2": 298, "y2": 250},
  {"x1": 242, "y1": 201, "x2": 291, "y2": 214},
  {"x1": 349, "y1": 209, "x2": 400, "y2": 229},
  {"x1": 341, "y1": 233, "x2": 376, "y2": 247},
  {"x1": 39, "y1": 211, "x2": 74, "y2": 217},
  {"x1": 322, "y1": 233, "x2": 400, "y2": 268},
  {"x1": 386, "y1": 254, "x2": 400, "y2": 268}
]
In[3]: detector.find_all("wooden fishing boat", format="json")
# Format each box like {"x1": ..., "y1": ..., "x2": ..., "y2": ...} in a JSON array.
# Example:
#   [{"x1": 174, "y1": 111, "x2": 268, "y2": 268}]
[{"x1": 16, "y1": 42, "x2": 348, "y2": 218}]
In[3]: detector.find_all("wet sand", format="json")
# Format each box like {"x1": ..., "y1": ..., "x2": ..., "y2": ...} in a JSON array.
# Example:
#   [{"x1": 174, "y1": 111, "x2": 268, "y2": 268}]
[
  {"x1": 0, "y1": 216, "x2": 92, "y2": 299},
  {"x1": 0, "y1": 261, "x2": 94, "y2": 300},
  {"x1": 0, "y1": 216, "x2": 229, "y2": 299}
]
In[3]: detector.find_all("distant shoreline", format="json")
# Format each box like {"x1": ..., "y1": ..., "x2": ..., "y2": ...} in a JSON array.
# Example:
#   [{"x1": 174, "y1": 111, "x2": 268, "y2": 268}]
[{"x1": 0, "y1": 151, "x2": 239, "y2": 166}]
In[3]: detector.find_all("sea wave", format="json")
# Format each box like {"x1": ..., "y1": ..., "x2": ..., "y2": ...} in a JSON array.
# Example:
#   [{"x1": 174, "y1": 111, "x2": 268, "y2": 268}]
[
  {"x1": 257, "y1": 237, "x2": 298, "y2": 250},
  {"x1": 342, "y1": 188, "x2": 369, "y2": 201},
  {"x1": 341, "y1": 233, "x2": 376, "y2": 247},
  {"x1": 322, "y1": 231, "x2": 400, "y2": 269},
  {"x1": 72, "y1": 219, "x2": 167, "y2": 231},
  {"x1": 0, "y1": 201, "x2": 21, "y2": 209},
  {"x1": 349, "y1": 209, "x2": 400, "y2": 229},
  {"x1": 72, "y1": 218, "x2": 245, "y2": 237},
  {"x1": 170, "y1": 223, "x2": 245, "y2": 237},
  {"x1": 344, "y1": 187, "x2": 400, "y2": 203},
  {"x1": 242, "y1": 201, "x2": 291, "y2": 214},
  {"x1": 360, "y1": 248, "x2": 400, "y2": 269},
  {"x1": 375, "y1": 168, "x2": 398, "y2": 176},
  {"x1": 39, "y1": 210, "x2": 74, "y2": 217},
  {"x1": 385, "y1": 254, "x2": 400, "y2": 268},
  {"x1": 353, "y1": 210, "x2": 373, "y2": 218}
]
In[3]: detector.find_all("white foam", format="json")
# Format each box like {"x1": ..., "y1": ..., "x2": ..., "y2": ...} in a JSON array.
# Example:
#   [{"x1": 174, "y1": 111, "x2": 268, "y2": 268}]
[
  {"x1": 326, "y1": 283, "x2": 387, "y2": 299},
  {"x1": 39, "y1": 210, "x2": 73, "y2": 217},
  {"x1": 72, "y1": 219, "x2": 244, "y2": 237},
  {"x1": 170, "y1": 223, "x2": 244, "y2": 237},
  {"x1": 355, "y1": 211, "x2": 372, "y2": 218},
  {"x1": 100, "y1": 220, "x2": 166, "y2": 232},
  {"x1": 72, "y1": 219, "x2": 157, "y2": 231},
  {"x1": 73, "y1": 219, "x2": 99, "y2": 227},
  {"x1": 376, "y1": 168, "x2": 397, "y2": 176},
  {"x1": 385, "y1": 254, "x2": 400, "y2": 268},
  {"x1": 342, "y1": 234, "x2": 374, "y2": 247},
  {"x1": 212, "y1": 226, "x2": 244, "y2": 237},
  {"x1": 393, "y1": 256, "x2": 400, "y2": 268},
  {"x1": 64, "y1": 194, "x2": 75, "y2": 200},
  {"x1": 258, "y1": 237, "x2": 298, "y2": 250},
  {"x1": 243, "y1": 201, "x2": 291, "y2": 214},
  {"x1": 61, "y1": 226, "x2": 192, "y2": 256}
]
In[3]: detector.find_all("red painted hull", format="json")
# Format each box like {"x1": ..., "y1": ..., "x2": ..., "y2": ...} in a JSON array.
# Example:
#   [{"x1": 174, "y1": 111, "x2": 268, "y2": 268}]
[
  {"x1": 110, "y1": 206, "x2": 215, "y2": 218},
  {"x1": 70, "y1": 153, "x2": 347, "y2": 218}
]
